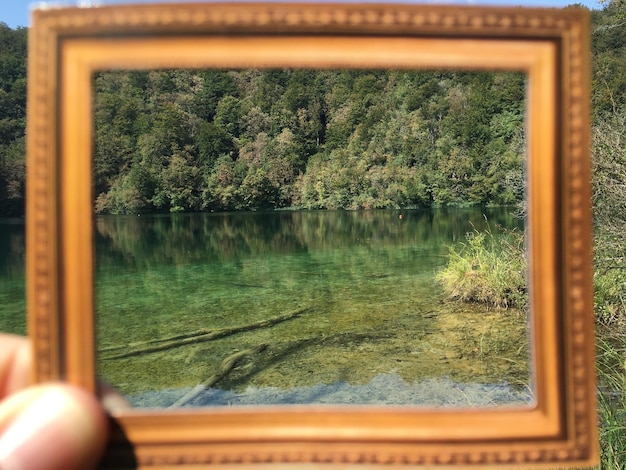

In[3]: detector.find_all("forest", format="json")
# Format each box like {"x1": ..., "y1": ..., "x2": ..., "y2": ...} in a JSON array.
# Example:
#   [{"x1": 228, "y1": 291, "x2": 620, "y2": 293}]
[
  {"x1": 0, "y1": 23, "x2": 26, "y2": 216},
  {"x1": 91, "y1": 68, "x2": 525, "y2": 214},
  {"x1": 0, "y1": 22, "x2": 528, "y2": 216},
  {"x1": 0, "y1": 6, "x2": 623, "y2": 218}
]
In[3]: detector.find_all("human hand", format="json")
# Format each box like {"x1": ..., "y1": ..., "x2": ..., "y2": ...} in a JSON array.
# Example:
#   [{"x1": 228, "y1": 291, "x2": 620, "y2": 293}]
[{"x1": 0, "y1": 333, "x2": 109, "y2": 470}]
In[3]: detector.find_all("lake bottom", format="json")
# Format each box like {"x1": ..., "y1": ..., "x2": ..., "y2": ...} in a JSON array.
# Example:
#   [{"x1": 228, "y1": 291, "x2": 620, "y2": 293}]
[
  {"x1": 129, "y1": 374, "x2": 533, "y2": 408},
  {"x1": 95, "y1": 210, "x2": 531, "y2": 408}
]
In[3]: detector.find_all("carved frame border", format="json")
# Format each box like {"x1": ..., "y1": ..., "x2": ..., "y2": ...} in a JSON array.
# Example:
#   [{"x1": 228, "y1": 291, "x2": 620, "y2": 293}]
[{"x1": 26, "y1": 3, "x2": 596, "y2": 468}]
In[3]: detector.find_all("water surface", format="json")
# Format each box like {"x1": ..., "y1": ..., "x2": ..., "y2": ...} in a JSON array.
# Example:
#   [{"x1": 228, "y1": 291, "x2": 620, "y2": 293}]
[
  {"x1": 0, "y1": 218, "x2": 26, "y2": 335},
  {"x1": 94, "y1": 208, "x2": 532, "y2": 408}
]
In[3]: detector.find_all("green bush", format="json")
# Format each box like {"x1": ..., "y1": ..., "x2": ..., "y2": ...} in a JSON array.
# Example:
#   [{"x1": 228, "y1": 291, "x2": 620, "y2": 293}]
[{"x1": 436, "y1": 227, "x2": 527, "y2": 309}]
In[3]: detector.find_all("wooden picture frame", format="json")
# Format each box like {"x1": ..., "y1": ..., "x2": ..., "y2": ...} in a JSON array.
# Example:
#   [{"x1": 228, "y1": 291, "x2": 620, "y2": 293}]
[{"x1": 26, "y1": 3, "x2": 597, "y2": 468}]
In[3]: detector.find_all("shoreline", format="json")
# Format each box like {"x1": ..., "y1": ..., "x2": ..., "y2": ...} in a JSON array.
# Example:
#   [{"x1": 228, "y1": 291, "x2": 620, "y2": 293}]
[{"x1": 129, "y1": 373, "x2": 533, "y2": 409}]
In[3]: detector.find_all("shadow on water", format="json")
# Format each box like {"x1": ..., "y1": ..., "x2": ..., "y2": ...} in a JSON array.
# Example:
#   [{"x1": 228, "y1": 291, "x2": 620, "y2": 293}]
[{"x1": 89, "y1": 208, "x2": 531, "y2": 408}]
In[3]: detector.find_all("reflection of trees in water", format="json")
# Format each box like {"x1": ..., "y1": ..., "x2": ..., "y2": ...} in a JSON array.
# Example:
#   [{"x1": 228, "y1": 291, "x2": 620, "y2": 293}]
[
  {"x1": 0, "y1": 220, "x2": 26, "y2": 335},
  {"x1": 94, "y1": 208, "x2": 529, "y2": 399},
  {"x1": 0, "y1": 221, "x2": 25, "y2": 276},
  {"x1": 94, "y1": 208, "x2": 522, "y2": 269}
]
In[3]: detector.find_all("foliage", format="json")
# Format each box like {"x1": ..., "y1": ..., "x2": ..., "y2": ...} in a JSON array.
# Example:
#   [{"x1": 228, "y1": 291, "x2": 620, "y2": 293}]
[
  {"x1": 592, "y1": 1, "x2": 626, "y2": 118},
  {"x1": 436, "y1": 226, "x2": 527, "y2": 309},
  {"x1": 0, "y1": 5, "x2": 621, "y2": 217},
  {"x1": 595, "y1": 330, "x2": 626, "y2": 468},
  {"x1": 594, "y1": 230, "x2": 626, "y2": 326},
  {"x1": 89, "y1": 68, "x2": 527, "y2": 214},
  {"x1": 599, "y1": 0, "x2": 626, "y2": 19},
  {"x1": 591, "y1": 103, "x2": 626, "y2": 327},
  {"x1": 592, "y1": 111, "x2": 626, "y2": 231},
  {"x1": 0, "y1": 23, "x2": 26, "y2": 216},
  {"x1": 0, "y1": 24, "x2": 530, "y2": 216}
]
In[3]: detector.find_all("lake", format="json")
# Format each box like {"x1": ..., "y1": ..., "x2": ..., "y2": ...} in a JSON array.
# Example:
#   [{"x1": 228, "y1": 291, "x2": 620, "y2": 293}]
[
  {"x1": 0, "y1": 208, "x2": 532, "y2": 408},
  {"x1": 93, "y1": 207, "x2": 531, "y2": 408},
  {"x1": 0, "y1": 218, "x2": 26, "y2": 335}
]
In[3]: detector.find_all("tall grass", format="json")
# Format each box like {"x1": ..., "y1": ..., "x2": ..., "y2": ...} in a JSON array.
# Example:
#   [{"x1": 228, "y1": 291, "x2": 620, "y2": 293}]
[
  {"x1": 595, "y1": 330, "x2": 626, "y2": 468},
  {"x1": 593, "y1": 233, "x2": 626, "y2": 467},
  {"x1": 594, "y1": 232, "x2": 626, "y2": 326},
  {"x1": 436, "y1": 226, "x2": 527, "y2": 309},
  {"x1": 439, "y1": 227, "x2": 626, "y2": 468}
]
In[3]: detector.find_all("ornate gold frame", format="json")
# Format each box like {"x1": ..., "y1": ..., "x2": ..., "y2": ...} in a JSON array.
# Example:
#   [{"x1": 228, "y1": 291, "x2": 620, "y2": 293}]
[{"x1": 26, "y1": 3, "x2": 597, "y2": 468}]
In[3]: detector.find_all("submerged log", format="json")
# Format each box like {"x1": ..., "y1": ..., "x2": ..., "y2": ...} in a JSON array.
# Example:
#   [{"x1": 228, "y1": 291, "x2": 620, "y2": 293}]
[
  {"x1": 169, "y1": 343, "x2": 268, "y2": 408},
  {"x1": 169, "y1": 331, "x2": 389, "y2": 408},
  {"x1": 100, "y1": 306, "x2": 311, "y2": 360},
  {"x1": 99, "y1": 329, "x2": 214, "y2": 353}
]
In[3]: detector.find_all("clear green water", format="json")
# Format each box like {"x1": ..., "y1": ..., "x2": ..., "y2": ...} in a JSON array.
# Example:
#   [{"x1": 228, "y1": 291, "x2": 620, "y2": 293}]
[
  {"x1": 0, "y1": 209, "x2": 531, "y2": 407},
  {"x1": 0, "y1": 218, "x2": 26, "y2": 336},
  {"x1": 93, "y1": 208, "x2": 532, "y2": 407}
]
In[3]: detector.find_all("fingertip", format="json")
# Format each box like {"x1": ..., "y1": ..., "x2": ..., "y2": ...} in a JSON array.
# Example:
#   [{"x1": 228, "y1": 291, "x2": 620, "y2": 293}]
[
  {"x1": 100, "y1": 382, "x2": 131, "y2": 412},
  {"x1": 0, "y1": 384, "x2": 109, "y2": 470},
  {"x1": 61, "y1": 384, "x2": 110, "y2": 464},
  {"x1": 0, "y1": 334, "x2": 31, "y2": 397}
]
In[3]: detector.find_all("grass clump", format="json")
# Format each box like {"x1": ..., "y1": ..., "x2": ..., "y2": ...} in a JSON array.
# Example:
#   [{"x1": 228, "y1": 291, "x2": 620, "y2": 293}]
[
  {"x1": 436, "y1": 227, "x2": 527, "y2": 309},
  {"x1": 592, "y1": 234, "x2": 626, "y2": 468},
  {"x1": 595, "y1": 267, "x2": 626, "y2": 325},
  {"x1": 595, "y1": 330, "x2": 626, "y2": 468},
  {"x1": 593, "y1": 233, "x2": 626, "y2": 326}
]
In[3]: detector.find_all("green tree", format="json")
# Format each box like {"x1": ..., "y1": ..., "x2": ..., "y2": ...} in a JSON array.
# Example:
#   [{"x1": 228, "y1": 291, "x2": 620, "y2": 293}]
[
  {"x1": 0, "y1": 24, "x2": 27, "y2": 216},
  {"x1": 196, "y1": 121, "x2": 235, "y2": 167},
  {"x1": 194, "y1": 70, "x2": 238, "y2": 121},
  {"x1": 153, "y1": 147, "x2": 202, "y2": 212},
  {"x1": 89, "y1": 67, "x2": 528, "y2": 214},
  {"x1": 214, "y1": 95, "x2": 245, "y2": 138}
]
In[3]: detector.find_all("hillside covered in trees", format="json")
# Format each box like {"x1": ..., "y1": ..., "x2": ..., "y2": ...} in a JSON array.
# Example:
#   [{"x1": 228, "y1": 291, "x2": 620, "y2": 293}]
[
  {"x1": 92, "y1": 69, "x2": 526, "y2": 214},
  {"x1": 0, "y1": 20, "x2": 528, "y2": 216},
  {"x1": 0, "y1": 3, "x2": 624, "y2": 217},
  {"x1": 0, "y1": 24, "x2": 26, "y2": 216}
]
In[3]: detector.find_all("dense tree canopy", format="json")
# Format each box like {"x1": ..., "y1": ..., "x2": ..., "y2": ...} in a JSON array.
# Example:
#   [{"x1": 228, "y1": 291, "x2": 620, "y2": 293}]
[
  {"x1": 0, "y1": 23, "x2": 26, "y2": 216},
  {"x1": 91, "y1": 68, "x2": 527, "y2": 214},
  {"x1": 0, "y1": 4, "x2": 624, "y2": 216}
]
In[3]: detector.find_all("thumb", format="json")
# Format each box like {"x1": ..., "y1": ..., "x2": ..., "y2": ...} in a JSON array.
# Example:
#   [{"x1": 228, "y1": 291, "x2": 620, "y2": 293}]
[{"x1": 0, "y1": 384, "x2": 108, "y2": 470}]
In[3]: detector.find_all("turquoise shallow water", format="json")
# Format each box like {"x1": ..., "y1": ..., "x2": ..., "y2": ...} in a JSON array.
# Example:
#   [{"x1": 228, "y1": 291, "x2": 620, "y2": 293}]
[
  {"x1": 130, "y1": 374, "x2": 533, "y2": 408},
  {"x1": 0, "y1": 209, "x2": 530, "y2": 407},
  {"x1": 93, "y1": 208, "x2": 531, "y2": 407},
  {"x1": 0, "y1": 218, "x2": 26, "y2": 336}
]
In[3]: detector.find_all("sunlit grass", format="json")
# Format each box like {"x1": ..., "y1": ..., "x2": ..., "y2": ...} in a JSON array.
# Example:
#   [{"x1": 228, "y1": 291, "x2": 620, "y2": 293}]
[
  {"x1": 595, "y1": 330, "x2": 626, "y2": 469},
  {"x1": 438, "y1": 227, "x2": 626, "y2": 468},
  {"x1": 436, "y1": 226, "x2": 527, "y2": 309}
]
